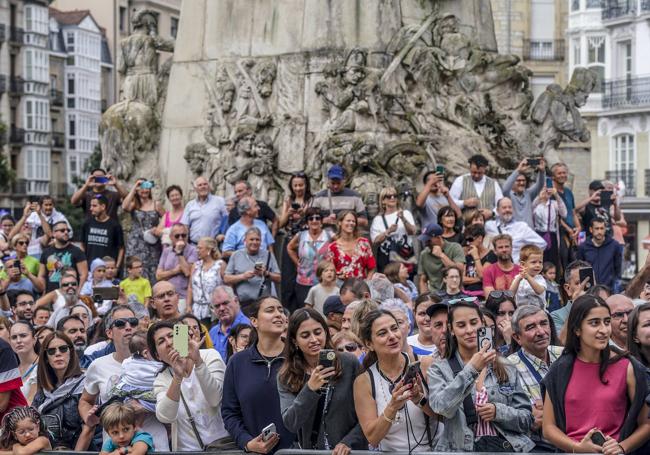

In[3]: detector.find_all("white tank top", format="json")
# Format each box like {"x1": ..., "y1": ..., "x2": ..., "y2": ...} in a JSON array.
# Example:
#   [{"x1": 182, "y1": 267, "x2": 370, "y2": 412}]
[{"x1": 367, "y1": 356, "x2": 434, "y2": 452}]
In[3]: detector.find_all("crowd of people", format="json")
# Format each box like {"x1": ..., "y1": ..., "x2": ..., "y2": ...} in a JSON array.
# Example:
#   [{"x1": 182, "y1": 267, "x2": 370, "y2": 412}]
[{"x1": 0, "y1": 155, "x2": 648, "y2": 454}]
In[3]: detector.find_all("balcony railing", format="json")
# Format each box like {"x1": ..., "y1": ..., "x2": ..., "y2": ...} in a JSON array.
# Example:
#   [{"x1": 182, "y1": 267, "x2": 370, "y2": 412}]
[
  {"x1": 605, "y1": 169, "x2": 636, "y2": 196},
  {"x1": 51, "y1": 132, "x2": 64, "y2": 148},
  {"x1": 645, "y1": 170, "x2": 650, "y2": 197},
  {"x1": 523, "y1": 39, "x2": 565, "y2": 61},
  {"x1": 602, "y1": 75, "x2": 650, "y2": 109},
  {"x1": 602, "y1": 1, "x2": 636, "y2": 19},
  {"x1": 11, "y1": 179, "x2": 50, "y2": 196},
  {"x1": 50, "y1": 89, "x2": 63, "y2": 106},
  {"x1": 0, "y1": 75, "x2": 7, "y2": 94},
  {"x1": 9, "y1": 76, "x2": 24, "y2": 96},
  {"x1": 10, "y1": 127, "x2": 24, "y2": 145},
  {"x1": 9, "y1": 27, "x2": 23, "y2": 45},
  {"x1": 0, "y1": 24, "x2": 5, "y2": 43}
]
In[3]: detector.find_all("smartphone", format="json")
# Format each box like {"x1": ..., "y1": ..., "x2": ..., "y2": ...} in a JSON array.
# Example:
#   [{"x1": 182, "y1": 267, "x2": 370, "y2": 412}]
[
  {"x1": 435, "y1": 165, "x2": 445, "y2": 176},
  {"x1": 477, "y1": 326, "x2": 493, "y2": 351},
  {"x1": 261, "y1": 423, "x2": 276, "y2": 442},
  {"x1": 254, "y1": 261, "x2": 264, "y2": 271},
  {"x1": 526, "y1": 158, "x2": 540, "y2": 167},
  {"x1": 403, "y1": 361, "x2": 421, "y2": 386},
  {"x1": 173, "y1": 323, "x2": 189, "y2": 357},
  {"x1": 92, "y1": 286, "x2": 119, "y2": 301},
  {"x1": 590, "y1": 430, "x2": 606, "y2": 446},
  {"x1": 291, "y1": 202, "x2": 301, "y2": 210},
  {"x1": 141, "y1": 181, "x2": 155, "y2": 190},
  {"x1": 579, "y1": 267, "x2": 595, "y2": 289},
  {"x1": 600, "y1": 190, "x2": 613, "y2": 206},
  {"x1": 94, "y1": 176, "x2": 109, "y2": 184},
  {"x1": 318, "y1": 349, "x2": 336, "y2": 369},
  {"x1": 545, "y1": 177, "x2": 553, "y2": 189}
]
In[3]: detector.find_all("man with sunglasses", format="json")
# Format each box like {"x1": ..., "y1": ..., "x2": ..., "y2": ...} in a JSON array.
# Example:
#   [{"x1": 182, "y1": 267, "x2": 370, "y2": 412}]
[
  {"x1": 151, "y1": 281, "x2": 182, "y2": 321},
  {"x1": 417, "y1": 222, "x2": 465, "y2": 294},
  {"x1": 38, "y1": 221, "x2": 88, "y2": 293},
  {"x1": 156, "y1": 223, "x2": 197, "y2": 310},
  {"x1": 502, "y1": 158, "x2": 546, "y2": 226},
  {"x1": 208, "y1": 285, "x2": 250, "y2": 362},
  {"x1": 80, "y1": 194, "x2": 125, "y2": 269},
  {"x1": 606, "y1": 294, "x2": 634, "y2": 351}
]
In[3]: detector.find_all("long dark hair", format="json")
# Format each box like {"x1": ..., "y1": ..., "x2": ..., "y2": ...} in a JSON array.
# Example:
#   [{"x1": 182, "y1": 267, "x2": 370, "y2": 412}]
[
  {"x1": 288, "y1": 172, "x2": 312, "y2": 202},
  {"x1": 564, "y1": 294, "x2": 621, "y2": 384},
  {"x1": 628, "y1": 303, "x2": 650, "y2": 366},
  {"x1": 147, "y1": 320, "x2": 176, "y2": 366},
  {"x1": 179, "y1": 313, "x2": 210, "y2": 349},
  {"x1": 11, "y1": 320, "x2": 37, "y2": 354},
  {"x1": 445, "y1": 303, "x2": 509, "y2": 383},
  {"x1": 484, "y1": 293, "x2": 517, "y2": 351},
  {"x1": 278, "y1": 308, "x2": 341, "y2": 393},
  {"x1": 437, "y1": 205, "x2": 458, "y2": 232},
  {"x1": 359, "y1": 309, "x2": 399, "y2": 370},
  {"x1": 36, "y1": 332, "x2": 82, "y2": 392}
]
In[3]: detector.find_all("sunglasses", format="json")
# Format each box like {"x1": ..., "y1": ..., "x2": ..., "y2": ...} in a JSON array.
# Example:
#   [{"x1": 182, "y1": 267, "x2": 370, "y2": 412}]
[
  {"x1": 173, "y1": 233, "x2": 188, "y2": 239},
  {"x1": 383, "y1": 194, "x2": 397, "y2": 200},
  {"x1": 46, "y1": 345, "x2": 70, "y2": 356},
  {"x1": 111, "y1": 317, "x2": 139, "y2": 329},
  {"x1": 61, "y1": 281, "x2": 78, "y2": 288},
  {"x1": 15, "y1": 241, "x2": 28, "y2": 246},
  {"x1": 448, "y1": 296, "x2": 477, "y2": 305},
  {"x1": 337, "y1": 343, "x2": 359, "y2": 353},
  {"x1": 154, "y1": 290, "x2": 176, "y2": 300},
  {"x1": 488, "y1": 291, "x2": 514, "y2": 299},
  {"x1": 307, "y1": 215, "x2": 322, "y2": 221}
]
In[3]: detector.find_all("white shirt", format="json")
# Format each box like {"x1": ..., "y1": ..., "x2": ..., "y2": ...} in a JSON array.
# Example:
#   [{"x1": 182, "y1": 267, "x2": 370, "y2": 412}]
[
  {"x1": 370, "y1": 210, "x2": 416, "y2": 243},
  {"x1": 484, "y1": 218, "x2": 547, "y2": 263},
  {"x1": 449, "y1": 173, "x2": 503, "y2": 209},
  {"x1": 515, "y1": 274, "x2": 547, "y2": 309},
  {"x1": 407, "y1": 334, "x2": 438, "y2": 356}
]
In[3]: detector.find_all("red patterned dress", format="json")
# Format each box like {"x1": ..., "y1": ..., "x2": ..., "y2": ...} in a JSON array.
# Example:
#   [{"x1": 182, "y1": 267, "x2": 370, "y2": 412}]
[{"x1": 326, "y1": 237, "x2": 376, "y2": 279}]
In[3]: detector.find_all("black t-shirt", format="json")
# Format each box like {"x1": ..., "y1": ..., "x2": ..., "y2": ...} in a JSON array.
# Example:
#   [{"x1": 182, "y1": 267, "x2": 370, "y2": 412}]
[
  {"x1": 80, "y1": 189, "x2": 122, "y2": 220},
  {"x1": 581, "y1": 203, "x2": 612, "y2": 236},
  {"x1": 464, "y1": 251, "x2": 497, "y2": 292},
  {"x1": 228, "y1": 199, "x2": 277, "y2": 225},
  {"x1": 40, "y1": 243, "x2": 87, "y2": 292},
  {"x1": 81, "y1": 217, "x2": 124, "y2": 265}
]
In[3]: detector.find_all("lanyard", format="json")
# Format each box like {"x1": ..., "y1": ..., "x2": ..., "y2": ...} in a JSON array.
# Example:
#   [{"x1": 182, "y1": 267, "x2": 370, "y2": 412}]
[{"x1": 517, "y1": 349, "x2": 544, "y2": 384}]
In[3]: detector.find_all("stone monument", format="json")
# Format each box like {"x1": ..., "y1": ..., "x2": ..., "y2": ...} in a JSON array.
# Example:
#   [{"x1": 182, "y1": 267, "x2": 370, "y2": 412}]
[{"x1": 100, "y1": 1, "x2": 596, "y2": 211}]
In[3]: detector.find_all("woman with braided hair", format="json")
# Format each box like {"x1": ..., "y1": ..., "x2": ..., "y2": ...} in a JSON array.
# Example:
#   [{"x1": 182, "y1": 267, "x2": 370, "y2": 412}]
[{"x1": 0, "y1": 406, "x2": 51, "y2": 454}]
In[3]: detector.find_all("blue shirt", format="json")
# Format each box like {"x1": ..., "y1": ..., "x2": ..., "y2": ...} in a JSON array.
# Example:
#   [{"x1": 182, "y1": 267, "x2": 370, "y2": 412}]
[
  {"x1": 209, "y1": 311, "x2": 251, "y2": 362},
  {"x1": 222, "y1": 219, "x2": 274, "y2": 252},
  {"x1": 101, "y1": 430, "x2": 154, "y2": 453},
  {"x1": 557, "y1": 186, "x2": 576, "y2": 228},
  {"x1": 180, "y1": 194, "x2": 227, "y2": 244}
]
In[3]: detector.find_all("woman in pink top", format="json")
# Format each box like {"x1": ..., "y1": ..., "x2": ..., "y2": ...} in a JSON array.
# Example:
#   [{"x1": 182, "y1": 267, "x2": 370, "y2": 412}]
[
  {"x1": 543, "y1": 294, "x2": 650, "y2": 454},
  {"x1": 154, "y1": 185, "x2": 184, "y2": 247}
]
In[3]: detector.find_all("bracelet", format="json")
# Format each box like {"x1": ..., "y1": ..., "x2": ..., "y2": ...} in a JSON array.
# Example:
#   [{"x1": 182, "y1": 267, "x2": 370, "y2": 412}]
[
  {"x1": 381, "y1": 411, "x2": 394, "y2": 424},
  {"x1": 618, "y1": 443, "x2": 626, "y2": 454}
]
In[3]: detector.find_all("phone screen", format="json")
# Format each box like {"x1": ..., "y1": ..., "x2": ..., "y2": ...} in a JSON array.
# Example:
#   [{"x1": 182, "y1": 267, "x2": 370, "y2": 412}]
[
  {"x1": 579, "y1": 267, "x2": 594, "y2": 289},
  {"x1": 545, "y1": 177, "x2": 553, "y2": 189}
]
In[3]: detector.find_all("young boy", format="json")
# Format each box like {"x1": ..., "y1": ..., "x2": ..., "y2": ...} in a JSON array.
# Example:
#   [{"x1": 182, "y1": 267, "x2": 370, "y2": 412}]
[
  {"x1": 100, "y1": 402, "x2": 154, "y2": 455},
  {"x1": 542, "y1": 261, "x2": 562, "y2": 312},
  {"x1": 510, "y1": 244, "x2": 547, "y2": 308},
  {"x1": 119, "y1": 256, "x2": 152, "y2": 305},
  {"x1": 304, "y1": 260, "x2": 339, "y2": 315},
  {"x1": 103, "y1": 256, "x2": 121, "y2": 286}
]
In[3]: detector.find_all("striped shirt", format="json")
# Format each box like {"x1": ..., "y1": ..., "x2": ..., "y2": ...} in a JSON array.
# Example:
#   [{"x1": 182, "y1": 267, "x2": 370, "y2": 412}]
[
  {"x1": 507, "y1": 345, "x2": 564, "y2": 403},
  {"x1": 474, "y1": 386, "x2": 497, "y2": 437}
]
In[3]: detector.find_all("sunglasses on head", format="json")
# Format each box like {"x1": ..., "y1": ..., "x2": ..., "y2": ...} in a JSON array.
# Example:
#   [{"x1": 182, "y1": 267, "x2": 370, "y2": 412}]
[
  {"x1": 448, "y1": 296, "x2": 478, "y2": 306},
  {"x1": 292, "y1": 171, "x2": 307, "y2": 177},
  {"x1": 46, "y1": 345, "x2": 70, "y2": 356},
  {"x1": 488, "y1": 291, "x2": 514, "y2": 299},
  {"x1": 154, "y1": 289, "x2": 176, "y2": 300},
  {"x1": 337, "y1": 343, "x2": 359, "y2": 353},
  {"x1": 111, "y1": 317, "x2": 139, "y2": 329}
]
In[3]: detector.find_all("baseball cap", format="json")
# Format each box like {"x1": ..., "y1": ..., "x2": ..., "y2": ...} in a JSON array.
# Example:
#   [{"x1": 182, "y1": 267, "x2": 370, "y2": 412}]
[
  {"x1": 323, "y1": 295, "x2": 345, "y2": 315},
  {"x1": 418, "y1": 222, "x2": 443, "y2": 242},
  {"x1": 589, "y1": 180, "x2": 605, "y2": 191},
  {"x1": 426, "y1": 302, "x2": 449, "y2": 318},
  {"x1": 327, "y1": 165, "x2": 345, "y2": 181}
]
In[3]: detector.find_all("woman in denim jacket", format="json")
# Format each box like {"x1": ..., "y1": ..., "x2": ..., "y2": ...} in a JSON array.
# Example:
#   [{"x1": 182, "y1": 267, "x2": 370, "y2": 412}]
[{"x1": 428, "y1": 301, "x2": 534, "y2": 452}]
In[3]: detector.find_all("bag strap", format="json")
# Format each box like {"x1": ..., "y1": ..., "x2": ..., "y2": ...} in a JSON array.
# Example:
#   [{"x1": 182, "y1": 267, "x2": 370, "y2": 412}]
[
  {"x1": 39, "y1": 376, "x2": 85, "y2": 415},
  {"x1": 517, "y1": 350, "x2": 544, "y2": 384},
  {"x1": 381, "y1": 215, "x2": 389, "y2": 230},
  {"x1": 178, "y1": 380, "x2": 206, "y2": 450},
  {"x1": 367, "y1": 368, "x2": 377, "y2": 400},
  {"x1": 447, "y1": 356, "x2": 478, "y2": 427},
  {"x1": 257, "y1": 252, "x2": 273, "y2": 298}
]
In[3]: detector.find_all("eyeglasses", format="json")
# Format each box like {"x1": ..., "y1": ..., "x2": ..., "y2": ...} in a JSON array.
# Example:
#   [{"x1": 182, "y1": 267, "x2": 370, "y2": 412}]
[
  {"x1": 111, "y1": 317, "x2": 139, "y2": 329},
  {"x1": 154, "y1": 290, "x2": 176, "y2": 300},
  {"x1": 60, "y1": 281, "x2": 78, "y2": 288},
  {"x1": 488, "y1": 291, "x2": 514, "y2": 299},
  {"x1": 448, "y1": 297, "x2": 477, "y2": 305},
  {"x1": 173, "y1": 233, "x2": 188, "y2": 239},
  {"x1": 307, "y1": 215, "x2": 322, "y2": 221},
  {"x1": 337, "y1": 343, "x2": 359, "y2": 353},
  {"x1": 15, "y1": 241, "x2": 28, "y2": 246},
  {"x1": 383, "y1": 194, "x2": 397, "y2": 200},
  {"x1": 497, "y1": 310, "x2": 515, "y2": 317},
  {"x1": 611, "y1": 310, "x2": 632, "y2": 320},
  {"x1": 55, "y1": 228, "x2": 70, "y2": 233},
  {"x1": 46, "y1": 345, "x2": 70, "y2": 356}
]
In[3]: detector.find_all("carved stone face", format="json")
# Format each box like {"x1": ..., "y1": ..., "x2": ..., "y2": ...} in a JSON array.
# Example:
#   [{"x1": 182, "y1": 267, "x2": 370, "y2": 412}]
[
  {"x1": 220, "y1": 90, "x2": 235, "y2": 113},
  {"x1": 439, "y1": 16, "x2": 459, "y2": 35},
  {"x1": 253, "y1": 142, "x2": 272, "y2": 159},
  {"x1": 235, "y1": 134, "x2": 255, "y2": 155},
  {"x1": 573, "y1": 90, "x2": 589, "y2": 107},
  {"x1": 344, "y1": 67, "x2": 365, "y2": 86}
]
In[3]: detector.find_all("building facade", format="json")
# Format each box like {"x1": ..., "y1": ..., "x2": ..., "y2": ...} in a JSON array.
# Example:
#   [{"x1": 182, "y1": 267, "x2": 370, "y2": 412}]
[{"x1": 568, "y1": 0, "x2": 650, "y2": 275}]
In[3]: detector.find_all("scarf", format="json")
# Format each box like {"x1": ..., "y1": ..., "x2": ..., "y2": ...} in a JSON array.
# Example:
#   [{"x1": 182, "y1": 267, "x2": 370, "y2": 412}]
[{"x1": 37, "y1": 374, "x2": 85, "y2": 413}]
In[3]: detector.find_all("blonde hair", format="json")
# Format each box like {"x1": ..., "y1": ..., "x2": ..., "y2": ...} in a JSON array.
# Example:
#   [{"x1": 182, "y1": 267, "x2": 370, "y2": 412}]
[
  {"x1": 519, "y1": 244, "x2": 543, "y2": 263},
  {"x1": 332, "y1": 330, "x2": 362, "y2": 347},
  {"x1": 10, "y1": 233, "x2": 29, "y2": 248},
  {"x1": 100, "y1": 402, "x2": 136, "y2": 430},
  {"x1": 378, "y1": 186, "x2": 400, "y2": 212},
  {"x1": 198, "y1": 237, "x2": 221, "y2": 260},
  {"x1": 350, "y1": 299, "x2": 380, "y2": 338}
]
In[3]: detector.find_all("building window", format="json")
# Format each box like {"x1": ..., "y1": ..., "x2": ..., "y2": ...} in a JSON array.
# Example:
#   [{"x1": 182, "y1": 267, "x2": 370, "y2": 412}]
[
  {"x1": 572, "y1": 38, "x2": 581, "y2": 67},
  {"x1": 68, "y1": 115, "x2": 76, "y2": 136},
  {"x1": 119, "y1": 7, "x2": 127, "y2": 32},
  {"x1": 24, "y1": 99, "x2": 49, "y2": 132},
  {"x1": 68, "y1": 139, "x2": 76, "y2": 150},
  {"x1": 67, "y1": 77, "x2": 75, "y2": 95},
  {"x1": 587, "y1": 36, "x2": 605, "y2": 92},
  {"x1": 586, "y1": 0, "x2": 602, "y2": 8},
  {"x1": 171, "y1": 17, "x2": 179, "y2": 38},
  {"x1": 25, "y1": 148, "x2": 50, "y2": 181},
  {"x1": 24, "y1": 5, "x2": 48, "y2": 35},
  {"x1": 611, "y1": 134, "x2": 635, "y2": 193},
  {"x1": 572, "y1": 0, "x2": 580, "y2": 11},
  {"x1": 24, "y1": 49, "x2": 48, "y2": 83},
  {"x1": 66, "y1": 32, "x2": 75, "y2": 52}
]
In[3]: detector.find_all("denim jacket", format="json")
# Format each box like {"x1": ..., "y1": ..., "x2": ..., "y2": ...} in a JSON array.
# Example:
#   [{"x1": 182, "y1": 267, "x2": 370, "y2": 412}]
[{"x1": 428, "y1": 353, "x2": 534, "y2": 452}]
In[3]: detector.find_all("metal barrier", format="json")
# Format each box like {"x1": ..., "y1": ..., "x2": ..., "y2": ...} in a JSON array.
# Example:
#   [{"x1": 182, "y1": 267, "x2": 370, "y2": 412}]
[{"x1": 42, "y1": 451, "x2": 584, "y2": 455}]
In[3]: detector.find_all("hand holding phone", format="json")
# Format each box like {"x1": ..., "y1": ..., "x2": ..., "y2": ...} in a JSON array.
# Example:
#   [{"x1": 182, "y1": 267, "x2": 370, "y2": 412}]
[
  {"x1": 477, "y1": 326, "x2": 494, "y2": 351},
  {"x1": 261, "y1": 423, "x2": 276, "y2": 442},
  {"x1": 590, "y1": 430, "x2": 606, "y2": 446},
  {"x1": 579, "y1": 267, "x2": 595, "y2": 290},
  {"x1": 173, "y1": 323, "x2": 189, "y2": 357},
  {"x1": 403, "y1": 361, "x2": 421, "y2": 386}
]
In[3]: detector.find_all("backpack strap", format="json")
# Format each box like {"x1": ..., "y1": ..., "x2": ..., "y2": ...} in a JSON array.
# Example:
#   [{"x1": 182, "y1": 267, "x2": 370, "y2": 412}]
[{"x1": 447, "y1": 356, "x2": 478, "y2": 427}]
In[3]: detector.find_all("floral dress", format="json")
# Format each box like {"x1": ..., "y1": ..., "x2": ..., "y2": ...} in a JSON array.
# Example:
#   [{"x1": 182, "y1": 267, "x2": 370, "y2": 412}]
[
  {"x1": 127, "y1": 210, "x2": 161, "y2": 282},
  {"x1": 296, "y1": 230, "x2": 332, "y2": 286},
  {"x1": 190, "y1": 259, "x2": 224, "y2": 320},
  {"x1": 326, "y1": 237, "x2": 376, "y2": 279}
]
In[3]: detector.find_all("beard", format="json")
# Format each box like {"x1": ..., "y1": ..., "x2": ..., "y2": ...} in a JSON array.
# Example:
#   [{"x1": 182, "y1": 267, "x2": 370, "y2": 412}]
[
  {"x1": 500, "y1": 213, "x2": 513, "y2": 224},
  {"x1": 64, "y1": 293, "x2": 78, "y2": 306}
]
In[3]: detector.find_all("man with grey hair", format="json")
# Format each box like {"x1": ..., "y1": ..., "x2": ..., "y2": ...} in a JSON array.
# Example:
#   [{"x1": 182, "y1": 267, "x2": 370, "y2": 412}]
[
  {"x1": 228, "y1": 180, "x2": 278, "y2": 236},
  {"x1": 507, "y1": 305, "x2": 562, "y2": 451},
  {"x1": 606, "y1": 294, "x2": 634, "y2": 350},
  {"x1": 368, "y1": 274, "x2": 394, "y2": 302},
  {"x1": 224, "y1": 227, "x2": 280, "y2": 312},
  {"x1": 208, "y1": 286, "x2": 251, "y2": 362},
  {"x1": 180, "y1": 176, "x2": 227, "y2": 244},
  {"x1": 222, "y1": 196, "x2": 274, "y2": 258}
]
